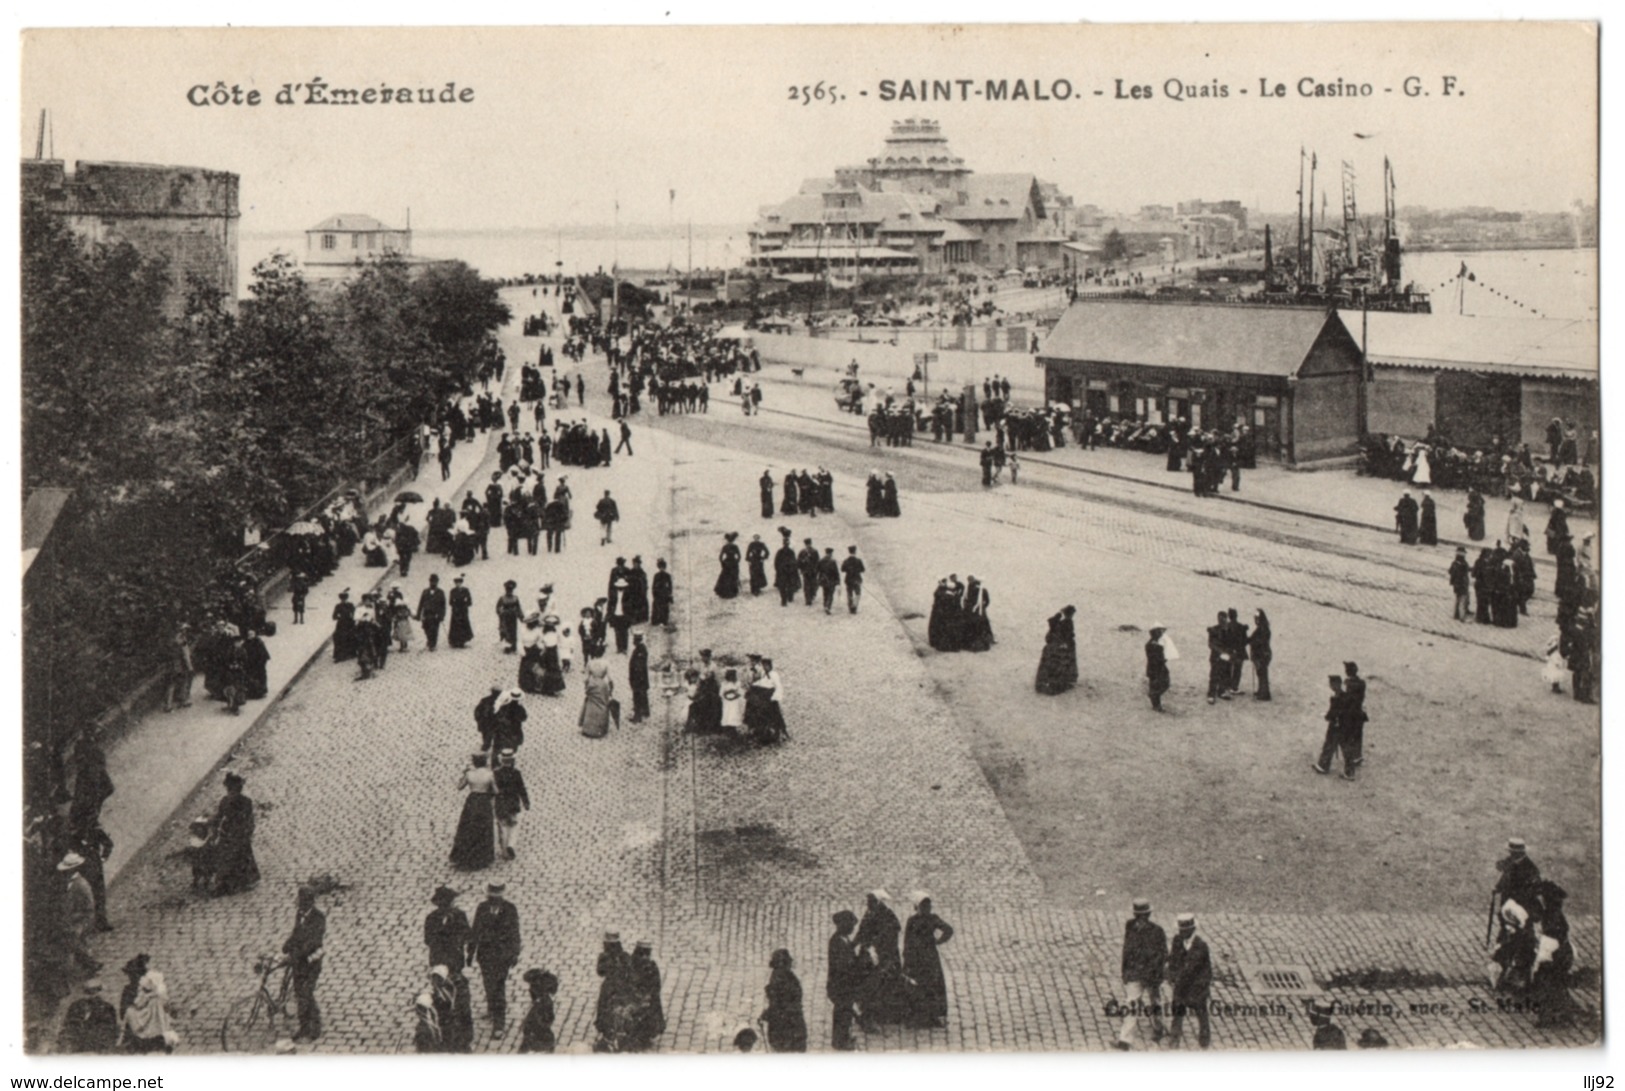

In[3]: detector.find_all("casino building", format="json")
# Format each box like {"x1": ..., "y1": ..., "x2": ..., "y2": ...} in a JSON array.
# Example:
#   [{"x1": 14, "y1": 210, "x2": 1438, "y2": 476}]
[{"x1": 747, "y1": 118, "x2": 1075, "y2": 279}]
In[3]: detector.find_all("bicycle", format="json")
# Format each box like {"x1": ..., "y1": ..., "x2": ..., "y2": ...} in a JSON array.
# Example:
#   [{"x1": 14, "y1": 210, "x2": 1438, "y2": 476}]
[{"x1": 220, "y1": 951, "x2": 294, "y2": 1052}]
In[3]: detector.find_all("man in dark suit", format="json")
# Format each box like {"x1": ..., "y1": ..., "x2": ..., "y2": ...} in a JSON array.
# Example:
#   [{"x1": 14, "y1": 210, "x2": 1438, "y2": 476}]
[
  {"x1": 1114, "y1": 898, "x2": 1167, "y2": 1049},
  {"x1": 1166, "y1": 913, "x2": 1212, "y2": 1049},
  {"x1": 773, "y1": 531, "x2": 800, "y2": 608},
  {"x1": 416, "y1": 575, "x2": 448, "y2": 651},
  {"x1": 817, "y1": 548, "x2": 842, "y2": 614},
  {"x1": 1226, "y1": 608, "x2": 1249, "y2": 693},
  {"x1": 468, "y1": 882, "x2": 522, "y2": 1037},
  {"x1": 841, "y1": 546, "x2": 866, "y2": 614},
  {"x1": 282, "y1": 886, "x2": 326, "y2": 1041},
  {"x1": 1312, "y1": 675, "x2": 1353, "y2": 779},
  {"x1": 1206, "y1": 612, "x2": 1231, "y2": 704},
  {"x1": 1342, "y1": 662, "x2": 1368, "y2": 769},
  {"x1": 394, "y1": 519, "x2": 420, "y2": 577},
  {"x1": 797, "y1": 538, "x2": 820, "y2": 607},
  {"x1": 493, "y1": 751, "x2": 530, "y2": 861},
  {"x1": 425, "y1": 885, "x2": 470, "y2": 972},
  {"x1": 629, "y1": 632, "x2": 651, "y2": 723}
]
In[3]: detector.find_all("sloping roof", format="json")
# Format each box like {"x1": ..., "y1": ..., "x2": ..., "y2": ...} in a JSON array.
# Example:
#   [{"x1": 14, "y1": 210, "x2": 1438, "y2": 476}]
[
  {"x1": 933, "y1": 221, "x2": 980, "y2": 242},
  {"x1": 755, "y1": 246, "x2": 917, "y2": 261},
  {"x1": 1039, "y1": 300, "x2": 1337, "y2": 377},
  {"x1": 1339, "y1": 311, "x2": 1598, "y2": 381},
  {"x1": 308, "y1": 214, "x2": 397, "y2": 232},
  {"x1": 946, "y1": 173, "x2": 1038, "y2": 221}
]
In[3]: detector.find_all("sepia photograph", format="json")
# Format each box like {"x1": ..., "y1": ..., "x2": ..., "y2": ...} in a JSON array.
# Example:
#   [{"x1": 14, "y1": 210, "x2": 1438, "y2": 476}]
[{"x1": 13, "y1": 12, "x2": 1603, "y2": 1070}]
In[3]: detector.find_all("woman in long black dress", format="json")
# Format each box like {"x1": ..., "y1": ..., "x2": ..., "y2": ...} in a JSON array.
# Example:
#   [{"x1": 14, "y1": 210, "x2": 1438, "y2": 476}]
[
  {"x1": 759, "y1": 471, "x2": 775, "y2": 519},
  {"x1": 960, "y1": 577, "x2": 994, "y2": 652},
  {"x1": 449, "y1": 753, "x2": 496, "y2": 870},
  {"x1": 745, "y1": 535, "x2": 770, "y2": 596},
  {"x1": 882, "y1": 473, "x2": 901, "y2": 517},
  {"x1": 1464, "y1": 487, "x2": 1487, "y2": 541},
  {"x1": 903, "y1": 894, "x2": 954, "y2": 1028},
  {"x1": 211, "y1": 772, "x2": 260, "y2": 895},
  {"x1": 1034, "y1": 606, "x2": 1079, "y2": 695},
  {"x1": 927, "y1": 579, "x2": 961, "y2": 652},
  {"x1": 855, "y1": 891, "x2": 908, "y2": 1026},
  {"x1": 448, "y1": 576, "x2": 474, "y2": 649},
  {"x1": 715, "y1": 533, "x2": 742, "y2": 600},
  {"x1": 780, "y1": 472, "x2": 799, "y2": 516},
  {"x1": 1419, "y1": 492, "x2": 1439, "y2": 546},
  {"x1": 865, "y1": 472, "x2": 884, "y2": 517},
  {"x1": 685, "y1": 651, "x2": 724, "y2": 735},
  {"x1": 759, "y1": 949, "x2": 808, "y2": 1053},
  {"x1": 331, "y1": 591, "x2": 357, "y2": 662}
]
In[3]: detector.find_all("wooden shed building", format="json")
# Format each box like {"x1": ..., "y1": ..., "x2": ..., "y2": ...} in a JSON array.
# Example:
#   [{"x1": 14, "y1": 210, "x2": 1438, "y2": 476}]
[
  {"x1": 1341, "y1": 311, "x2": 1598, "y2": 451},
  {"x1": 1038, "y1": 300, "x2": 1366, "y2": 464}
]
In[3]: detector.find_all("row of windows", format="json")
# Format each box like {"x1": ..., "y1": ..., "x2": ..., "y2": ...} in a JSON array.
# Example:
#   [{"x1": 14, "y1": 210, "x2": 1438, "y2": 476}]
[{"x1": 319, "y1": 233, "x2": 390, "y2": 251}]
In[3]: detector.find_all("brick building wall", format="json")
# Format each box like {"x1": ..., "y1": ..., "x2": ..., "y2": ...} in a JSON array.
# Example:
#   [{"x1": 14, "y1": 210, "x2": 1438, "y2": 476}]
[{"x1": 22, "y1": 159, "x2": 240, "y2": 317}]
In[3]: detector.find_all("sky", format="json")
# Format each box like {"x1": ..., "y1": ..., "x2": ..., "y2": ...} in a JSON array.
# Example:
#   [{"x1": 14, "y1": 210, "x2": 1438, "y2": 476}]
[{"x1": 18, "y1": 22, "x2": 1598, "y2": 236}]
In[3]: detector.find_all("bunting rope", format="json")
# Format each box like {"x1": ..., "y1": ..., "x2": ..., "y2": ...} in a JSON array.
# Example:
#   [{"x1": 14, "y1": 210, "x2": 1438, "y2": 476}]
[{"x1": 1418, "y1": 263, "x2": 1596, "y2": 318}]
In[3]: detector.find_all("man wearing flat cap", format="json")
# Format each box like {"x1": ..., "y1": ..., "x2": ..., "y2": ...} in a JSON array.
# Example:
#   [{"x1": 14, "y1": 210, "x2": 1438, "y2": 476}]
[
  {"x1": 1489, "y1": 838, "x2": 1542, "y2": 945},
  {"x1": 797, "y1": 538, "x2": 820, "y2": 607},
  {"x1": 1115, "y1": 899, "x2": 1167, "y2": 1049},
  {"x1": 424, "y1": 886, "x2": 471, "y2": 973},
  {"x1": 468, "y1": 882, "x2": 522, "y2": 1037},
  {"x1": 1166, "y1": 913, "x2": 1211, "y2": 1049}
]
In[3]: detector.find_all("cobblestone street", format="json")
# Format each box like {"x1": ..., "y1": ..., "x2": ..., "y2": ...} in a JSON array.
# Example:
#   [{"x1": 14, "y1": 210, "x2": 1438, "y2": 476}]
[{"x1": 84, "y1": 319, "x2": 1600, "y2": 1054}]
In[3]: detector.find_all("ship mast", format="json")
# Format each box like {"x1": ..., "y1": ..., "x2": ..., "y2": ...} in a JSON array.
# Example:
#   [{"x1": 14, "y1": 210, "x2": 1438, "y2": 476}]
[
  {"x1": 1382, "y1": 157, "x2": 1402, "y2": 289},
  {"x1": 1305, "y1": 152, "x2": 1317, "y2": 287},
  {"x1": 1296, "y1": 147, "x2": 1306, "y2": 284},
  {"x1": 1341, "y1": 160, "x2": 1359, "y2": 270}
]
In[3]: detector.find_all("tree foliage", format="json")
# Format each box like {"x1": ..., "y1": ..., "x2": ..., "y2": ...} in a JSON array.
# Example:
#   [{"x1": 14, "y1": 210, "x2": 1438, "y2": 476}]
[
  {"x1": 1101, "y1": 228, "x2": 1130, "y2": 263},
  {"x1": 23, "y1": 220, "x2": 510, "y2": 746}
]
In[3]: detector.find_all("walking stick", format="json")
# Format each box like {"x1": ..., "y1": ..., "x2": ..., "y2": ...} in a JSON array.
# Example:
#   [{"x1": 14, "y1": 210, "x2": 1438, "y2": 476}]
[{"x1": 1485, "y1": 892, "x2": 1499, "y2": 947}]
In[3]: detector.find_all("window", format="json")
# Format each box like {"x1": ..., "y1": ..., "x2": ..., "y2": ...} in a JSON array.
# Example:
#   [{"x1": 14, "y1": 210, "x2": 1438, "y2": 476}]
[
  {"x1": 322, "y1": 234, "x2": 336, "y2": 250},
  {"x1": 352, "y1": 234, "x2": 360, "y2": 249}
]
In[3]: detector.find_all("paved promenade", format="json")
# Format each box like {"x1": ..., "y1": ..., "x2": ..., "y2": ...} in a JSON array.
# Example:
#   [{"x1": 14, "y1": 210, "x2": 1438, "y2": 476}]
[{"x1": 63, "y1": 299, "x2": 1599, "y2": 1054}]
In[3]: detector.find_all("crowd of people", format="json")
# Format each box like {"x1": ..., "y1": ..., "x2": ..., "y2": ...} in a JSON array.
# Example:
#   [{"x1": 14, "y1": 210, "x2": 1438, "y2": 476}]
[
  {"x1": 758, "y1": 467, "x2": 836, "y2": 519},
  {"x1": 680, "y1": 649, "x2": 788, "y2": 747},
  {"x1": 1360, "y1": 422, "x2": 1598, "y2": 510},
  {"x1": 38, "y1": 283, "x2": 1599, "y2": 1055}
]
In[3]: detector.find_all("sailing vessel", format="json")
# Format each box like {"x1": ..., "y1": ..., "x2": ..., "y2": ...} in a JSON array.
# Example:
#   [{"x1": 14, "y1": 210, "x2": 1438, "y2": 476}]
[{"x1": 1264, "y1": 150, "x2": 1431, "y2": 312}]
